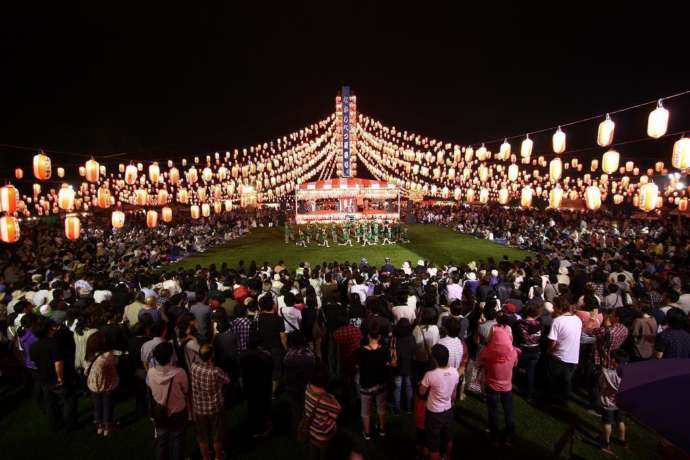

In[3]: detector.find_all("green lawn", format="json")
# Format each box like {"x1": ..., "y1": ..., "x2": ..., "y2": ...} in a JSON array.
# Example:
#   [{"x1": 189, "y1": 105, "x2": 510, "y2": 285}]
[
  {"x1": 172, "y1": 224, "x2": 530, "y2": 270},
  {"x1": 0, "y1": 381, "x2": 659, "y2": 460}
]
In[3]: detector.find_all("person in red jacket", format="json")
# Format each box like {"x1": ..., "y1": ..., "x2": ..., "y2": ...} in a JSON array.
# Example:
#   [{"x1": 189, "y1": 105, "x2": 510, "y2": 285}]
[{"x1": 477, "y1": 320, "x2": 519, "y2": 445}]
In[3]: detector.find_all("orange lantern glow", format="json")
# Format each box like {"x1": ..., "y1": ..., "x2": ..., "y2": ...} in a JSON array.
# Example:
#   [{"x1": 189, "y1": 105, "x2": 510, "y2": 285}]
[
  {"x1": 57, "y1": 167, "x2": 65, "y2": 178},
  {"x1": 0, "y1": 185, "x2": 19, "y2": 214},
  {"x1": 201, "y1": 203, "x2": 210, "y2": 217},
  {"x1": 97, "y1": 188, "x2": 112, "y2": 208},
  {"x1": 33, "y1": 151, "x2": 52, "y2": 180},
  {"x1": 520, "y1": 186, "x2": 533, "y2": 208},
  {"x1": 0, "y1": 215, "x2": 20, "y2": 243},
  {"x1": 134, "y1": 188, "x2": 148, "y2": 206},
  {"x1": 162, "y1": 206, "x2": 173, "y2": 223},
  {"x1": 224, "y1": 199, "x2": 233, "y2": 212},
  {"x1": 85, "y1": 159, "x2": 100, "y2": 183},
  {"x1": 213, "y1": 201, "x2": 223, "y2": 214},
  {"x1": 508, "y1": 164, "x2": 519, "y2": 182},
  {"x1": 169, "y1": 167, "x2": 180, "y2": 185},
  {"x1": 549, "y1": 186, "x2": 563, "y2": 209},
  {"x1": 65, "y1": 215, "x2": 81, "y2": 240},
  {"x1": 125, "y1": 165, "x2": 138, "y2": 185},
  {"x1": 58, "y1": 184, "x2": 75, "y2": 210},
  {"x1": 190, "y1": 205, "x2": 200, "y2": 219},
  {"x1": 157, "y1": 189, "x2": 169, "y2": 205},
  {"x1": 149, "y1": 163, "x2": 160, "y2": 183},
  {"x1": 146, "y1": 210, "x2": 158, "y2": 228},
  {"x1": 14, "y1": 168, "x2": 23, "y2": 180},
  {"x1": 498, "y1": 187, "x2": 509, "y2": 205}
]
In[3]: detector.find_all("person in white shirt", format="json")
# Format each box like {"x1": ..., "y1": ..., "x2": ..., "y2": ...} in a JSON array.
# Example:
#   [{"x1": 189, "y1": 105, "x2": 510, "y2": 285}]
[
  {"x1": 438, "y1": 318, "x2": 464, "y2": 371},
  {"x1": 278, "y1": 291, "x2": 302, "y2": 333},
  {"x1": 546, "y1": 299, "x2": 582, "y2": 406},
  {"x1": 446, "y1": 276, "x2": 463, "y2": 303},
  {"x1": 419, "y1": 344, "x2": 459, "y2": 460},
  {"x1": 349, "y1": 275, "x2": 368, "y2": 305}
]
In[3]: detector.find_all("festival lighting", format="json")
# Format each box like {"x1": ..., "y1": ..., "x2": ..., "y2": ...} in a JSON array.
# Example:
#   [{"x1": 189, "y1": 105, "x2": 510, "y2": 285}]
[
  {"x1": 597, "y1": 114, "x2": 615, "y2": 147},
  {"x1": 111, "y1": 210, "x2": 125, "y2": 228},
  {"x1": 672, "y1": 137, "x2": 690, "y2": 170},
  {"x1": 647, "y1": 100, "x2": 669, "y2": 139},
  {"x1": 0, "y1": 215, "x2": 20, "y2": 243},
  {"x1": 602, "y1": 150, "x2": 620, "y2": 174},
  {"x1": 552, "y1": 127, "x2": 566, "y2": 154},
  {"x1": 85, "y1": 159, "x2": 100, "y2": 183},
  {"x1": 0, "y1": 185, "x2": 19, "y2": 214},
  {"x1": 33, "y1": 151, "x2": 52, "y2": 180},
  {"x1": 64, "y1": 214, "x2": 81, "y2": 240}
]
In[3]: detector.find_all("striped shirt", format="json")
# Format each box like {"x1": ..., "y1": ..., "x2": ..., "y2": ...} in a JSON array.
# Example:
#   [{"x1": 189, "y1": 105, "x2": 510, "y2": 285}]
[{"x1": 303, "y1": 386, "x2": 341, "y2": 445}]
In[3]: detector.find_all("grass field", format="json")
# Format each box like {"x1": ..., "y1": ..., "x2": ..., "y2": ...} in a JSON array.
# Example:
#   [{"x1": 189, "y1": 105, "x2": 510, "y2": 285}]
[
  {"x1": 0, "y1": 379, "x2": 658, "y2": 460},
  {"x1": 173, "y1": 224, "x2": 530, "y2": 270}
]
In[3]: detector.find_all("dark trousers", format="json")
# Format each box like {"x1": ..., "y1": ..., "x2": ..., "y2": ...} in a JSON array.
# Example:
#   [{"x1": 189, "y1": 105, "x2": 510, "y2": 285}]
[
  {"x1": 518, "y1": 347, "x2": 540, "y2": 399},
  {"x1": 288, "y1": 391, "x2": 305, "y2": 431},
  {"x1": 485, "y1": 388, "x2": 514, "y2": 440},
  {"x1": 546, "y1": 355, "x2": 577, "y2": 406},
  {"x1": 134, "y1": 369, "x2": 149, "y2": 416},
  {"x1": 155, "y1": 411, "x2": 186, "y2": 460},
  {"x1": 247, "y1": 393, "x2": 271, "y2": 435},
  {"x1": 27, "y1": 368, "x2": 45, "y2": 412},
  {"x1": 42, "y1": 383, "x2": 78, "y2": 431},
  {"x1": 92, "y1": 391, "x2": 114, "y2": 424}
]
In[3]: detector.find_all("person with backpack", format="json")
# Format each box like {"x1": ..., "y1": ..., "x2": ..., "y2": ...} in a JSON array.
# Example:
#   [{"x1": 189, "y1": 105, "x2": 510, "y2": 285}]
[
  {"x1": 300, "y1": 365, "x2": 341, "y2": 459},
  {"x1": 147, "y1": 341, "x2": 189, "y2": 460},
  {"x1": 84, "y1": 330, "x2": 119, "y2": 436}
]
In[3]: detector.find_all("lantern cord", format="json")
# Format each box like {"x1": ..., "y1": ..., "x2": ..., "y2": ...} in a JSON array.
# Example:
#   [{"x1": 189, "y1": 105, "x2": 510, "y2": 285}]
[{"x1": 461, "y1": 89, "x2": 690, "y2": 147}]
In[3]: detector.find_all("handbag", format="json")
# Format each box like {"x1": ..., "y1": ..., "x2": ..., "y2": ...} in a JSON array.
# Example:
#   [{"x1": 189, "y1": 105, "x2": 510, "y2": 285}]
[
  {"x1": 150, "y1": 377, "x2": 174, "y2": 428},
  {"x1": 297, "y1": 392, "x2": 324, "y2": 443},
  {"x1": 389, "y1": 336, "x2": 398, "y2": 368}
]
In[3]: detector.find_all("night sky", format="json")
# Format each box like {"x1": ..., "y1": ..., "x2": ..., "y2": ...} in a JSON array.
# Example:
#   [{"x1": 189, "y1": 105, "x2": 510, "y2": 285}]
[{"x1": 1, "y1": 3, "x2": 687, "y2": 170}]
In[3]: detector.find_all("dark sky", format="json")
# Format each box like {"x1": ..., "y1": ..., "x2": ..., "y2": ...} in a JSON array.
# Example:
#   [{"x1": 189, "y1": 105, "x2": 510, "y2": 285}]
[{"x1": 1, "y1": 2, "x2": 687, "y2": 169}]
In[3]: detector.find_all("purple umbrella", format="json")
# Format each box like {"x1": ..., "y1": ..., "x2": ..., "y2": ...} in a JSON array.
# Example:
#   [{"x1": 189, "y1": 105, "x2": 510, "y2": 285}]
[{"x1": 617, "y1": 359, "x2": 690, "y2": 453}]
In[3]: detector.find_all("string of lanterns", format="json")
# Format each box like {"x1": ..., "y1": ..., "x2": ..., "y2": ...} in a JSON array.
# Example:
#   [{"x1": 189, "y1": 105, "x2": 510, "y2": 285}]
[{"x1": 1, "y1": 90, "x2": 689, "y2": 243}]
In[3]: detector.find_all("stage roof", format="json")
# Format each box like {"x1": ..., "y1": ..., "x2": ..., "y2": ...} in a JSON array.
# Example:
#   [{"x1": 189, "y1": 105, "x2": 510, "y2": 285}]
[{"x1": 298, "y1": 178, "x2": 396, "y2": 191}]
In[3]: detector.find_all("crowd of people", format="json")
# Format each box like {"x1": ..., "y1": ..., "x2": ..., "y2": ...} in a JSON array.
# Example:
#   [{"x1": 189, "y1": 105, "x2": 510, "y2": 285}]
[{"x1": 2, "y1": 203, "x2": 690, "y2": 459}]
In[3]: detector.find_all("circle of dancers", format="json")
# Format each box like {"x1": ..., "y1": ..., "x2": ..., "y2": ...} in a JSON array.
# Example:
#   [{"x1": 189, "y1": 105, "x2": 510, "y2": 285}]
[{"x1": 285, "y1": 221, "x2": 409, "y2": 247}]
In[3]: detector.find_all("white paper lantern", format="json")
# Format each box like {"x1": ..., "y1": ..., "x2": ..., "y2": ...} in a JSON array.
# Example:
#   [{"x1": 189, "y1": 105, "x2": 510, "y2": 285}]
[{"x1": 647, "y1": 100, "x2": 669, "y2": 139}]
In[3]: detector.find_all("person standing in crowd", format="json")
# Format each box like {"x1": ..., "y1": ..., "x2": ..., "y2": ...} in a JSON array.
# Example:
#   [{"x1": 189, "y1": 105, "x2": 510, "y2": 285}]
[
  {"x1": 599, "y1": 350, "x2": 629, "y2": 453},
  {"x1": 357, "y1": 322, "x2": 389, "y2": 440},
  {"x1": 147, "y1": 341, "x2": 189, "y2": 460},
  {"x1": 84, "y1": 331, "x2": 119, "y2": 436},
  {"x1": 546, "y1": 297, "x2": 582, "y2": 406},
  {"x1": 191, "y1": 344, "x2": 230, "y2": 460},
  {"x1": 655, "y1": 307, "x2": 690, "y2": 359},
  {"x1": 478, "y1": 323, "x2": 518, "y2": 445},
  {"x1": 630, "y1": 303, "x2": 657, "y2": 361},
  {"x1": 516, "y1": 303, "x2": 542, "y2": 401},
  {"x1": 256, "y1": 294, "x2": 286, "y2": 395},
  {"x1": 302, "y1": 365, "x2": 341, "y2": 460},
  {"x1": 419, "y1": 344, "x2": 459, "y2": 460},
  {"x1": 240, "y1": 335, "x2": 274, "y2": 438},
  {"x1": 391, "y1": 318, "x2": 416, "y2": 415},
  {"x1": 29, "y1": 316, "x2": 78, "y2": 431},
  {"x1": 190, "y1": 289, "x2": 212, "y2": 342},
  {"x1": 283, "y1": 330, "x2": 316, "y2": 430}
]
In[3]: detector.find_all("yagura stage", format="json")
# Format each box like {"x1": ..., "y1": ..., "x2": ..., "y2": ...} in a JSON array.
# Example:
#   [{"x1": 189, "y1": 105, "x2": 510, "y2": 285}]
[{"x1": 295, "y1": 178, "x2": 400, "y2": 223}]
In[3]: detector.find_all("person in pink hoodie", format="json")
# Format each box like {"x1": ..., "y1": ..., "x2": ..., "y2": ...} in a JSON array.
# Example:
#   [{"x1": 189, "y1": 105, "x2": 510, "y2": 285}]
[{"x1": 477, "y1": 319, "x2": 519, "y2": 445}]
